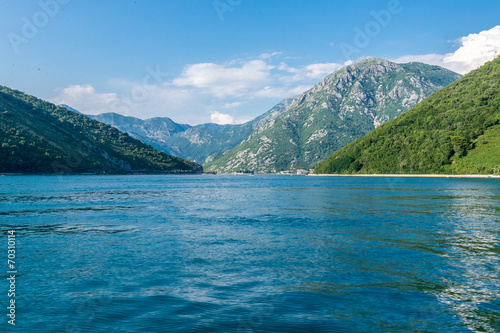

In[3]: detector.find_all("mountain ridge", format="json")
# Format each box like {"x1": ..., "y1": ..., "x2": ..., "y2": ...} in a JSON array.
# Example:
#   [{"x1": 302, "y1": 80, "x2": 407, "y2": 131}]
[
  {"x1": 0, "y1": 85, "x2": 202, "y2": 174},
  {"x1": 89, "y1": 97, "x2": 294, "y2": 164},
  {"x1": 205, "y1": 58, "x2": 461, "y2": 173},
  {"x1": 314, "y1": 57, "x2": 500, "y2": 175}
]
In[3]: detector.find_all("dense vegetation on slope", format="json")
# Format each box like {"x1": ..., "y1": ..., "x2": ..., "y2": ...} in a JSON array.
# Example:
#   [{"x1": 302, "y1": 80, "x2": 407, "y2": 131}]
[
  {"x1": 205, "y1": 58, "x2": 460, "y2": 174},
  {"x1": 314, "y1": 57, "x2": 500, "y2": 175},
  {"x1": 91, "y1": 98, "x2": 294, "y2": 164},
  {"x1": 0, "y1": 85, "x2": 201, "y2": 174}
]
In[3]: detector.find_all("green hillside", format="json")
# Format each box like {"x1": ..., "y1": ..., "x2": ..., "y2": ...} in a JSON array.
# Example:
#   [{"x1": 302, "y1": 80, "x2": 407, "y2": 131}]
[
  {"x1": 0, "y1": 85, "x2": 202, "y2": 174},
  {"x1": 314, "y1": 57, "x2": 500, "y2": 175}
]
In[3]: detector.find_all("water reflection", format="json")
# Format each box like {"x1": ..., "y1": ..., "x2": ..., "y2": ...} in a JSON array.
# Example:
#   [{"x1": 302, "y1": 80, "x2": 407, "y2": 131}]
[
  {"x1": 1, "y1": 175, "x2": 499, "y2": 332},
  {"x1": 290, "y1": 179, "x2": 500, "y2": 331},
  {"x1": 437, "y1": 185, "x2": 500, "y2": 332}
]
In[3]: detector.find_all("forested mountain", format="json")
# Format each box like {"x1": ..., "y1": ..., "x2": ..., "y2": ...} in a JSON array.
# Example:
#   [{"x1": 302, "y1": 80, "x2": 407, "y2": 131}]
[
  {"x1": 205, "y1": 58, "x2": 461, "y2": 173},
  {"x1": 90, "y1": 97, "x2": 294, "y2": 164},
  {"x1": 0, "y1": 85, "x2": 201, "y2": 174},
  {"x1": 314, "y1": 57, "x2": 500, "y2": 175}
]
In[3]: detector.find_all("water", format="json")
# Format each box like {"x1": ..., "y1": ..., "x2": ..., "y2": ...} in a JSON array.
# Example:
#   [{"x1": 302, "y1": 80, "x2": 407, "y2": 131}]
[{"x1": 1, "y1": 175, "x2": 499, "y2": 332}]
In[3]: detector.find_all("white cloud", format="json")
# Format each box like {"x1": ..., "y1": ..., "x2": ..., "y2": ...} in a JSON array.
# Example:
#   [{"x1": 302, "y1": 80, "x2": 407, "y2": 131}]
[
  {"x1": 390, "y1": 54, "x2": 446, "y2": 67},
  {"x1": 49, "y1": 27, "x2": 500, "y2": 126},
  {"x1": 50, "y1": 83, "x2": 204, "y2": 123},
  {"x1": 173, "y1": 60, "x2": 274, "y2": 98},
  {"x1": 50, "y1": 85, "x2": 120, "y2": 115},
  {"x1": 392, "y1": 26, "x2": 500, "y2": 75},
  {"x1": 50, "y1": 55, "x2": 352, "y2": 124},
  {"x1": 210, "y1": 111, "x2": 234, "y2": 125},
  {"x1": 172, "y1": 57, "x2": 350, "y2": 99},
  {"x1": 223, "y1": 101, "x2": 245, "y2": 109},
  {"x1": 277, "y1": 62, "x2": 299, "y2": 73},
  {"x1": 255, "y1": 85, "x2": 314, "y2": 98},
  {"x1": 277, "y1": 61, "x2": 350, "y2": 84},
  {"x1": 303, "y1": 63, "x2": 344, "y2": 79},
  {"x1": 443, "y1": 26, "x2": 500, "y2": 74},
  {"x1": 259, "y1": 52, "x2": 282, "y2": 59}
]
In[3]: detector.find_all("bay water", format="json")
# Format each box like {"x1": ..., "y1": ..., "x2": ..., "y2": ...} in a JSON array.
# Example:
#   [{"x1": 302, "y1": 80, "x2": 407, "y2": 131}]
[{"x1": 1, "y1": 175, "x2": 499, "y2": 332}]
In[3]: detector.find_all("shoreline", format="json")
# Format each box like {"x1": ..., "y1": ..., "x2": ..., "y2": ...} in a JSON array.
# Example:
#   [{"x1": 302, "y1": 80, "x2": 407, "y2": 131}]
[
  {"x1": 309, "y1": 174, "x2": 500, "y2": 179},
  {"x1": 0, "y1": 172, "x2": 204, "y2": 176}
]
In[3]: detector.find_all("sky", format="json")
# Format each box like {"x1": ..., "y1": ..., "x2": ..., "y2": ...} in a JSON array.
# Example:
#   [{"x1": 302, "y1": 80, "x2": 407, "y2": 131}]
[{"x1": 0, "y1": 0, "x2": 499, "y2": 125}]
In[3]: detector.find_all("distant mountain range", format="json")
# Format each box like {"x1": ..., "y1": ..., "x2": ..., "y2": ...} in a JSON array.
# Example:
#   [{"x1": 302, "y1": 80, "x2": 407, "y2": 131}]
[
  {"x1": 205, "y1": 58, "x2": 461, "y2": 173},
  {"x1": 4, "y1": 56, "x2": 480, "y2": 176},
  {"x1": 0, "y1": 86, "x2": 201, "y2": 174},
  {"x1": 314, "y1": 57, "x2": 500, "y2": 175},
  {"x1": 59, "y1": 104, "x2": 82, "y2": 114},
  {"x1": 88, "y1": 97, "x2": 294, "y2": 164},
  {"x1": 60, "y1": 58, "x2": 461, "y2": 174}
]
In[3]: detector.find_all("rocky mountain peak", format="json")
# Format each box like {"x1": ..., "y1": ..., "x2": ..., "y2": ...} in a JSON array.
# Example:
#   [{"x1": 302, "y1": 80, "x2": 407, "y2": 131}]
[{"x1": 205, "y1": 58, "x2": 461, "y2": 174}]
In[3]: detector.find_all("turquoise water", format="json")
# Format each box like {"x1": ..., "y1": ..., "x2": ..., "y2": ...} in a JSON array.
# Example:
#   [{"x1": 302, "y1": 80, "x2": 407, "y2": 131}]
[{"x1": 1, "y1": 175, "x2": 499, "y2": 332}]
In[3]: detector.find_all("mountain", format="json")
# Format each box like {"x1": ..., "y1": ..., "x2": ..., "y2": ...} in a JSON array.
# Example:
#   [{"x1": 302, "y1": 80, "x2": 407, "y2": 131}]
[
  {"x1": 90, "y1": 112, "x2": 191, "y2": 155},
  {"x1": 314, "y1": 57, "x2": 500, "y2": 175},
  {"x1": 60, "y1": 104, "x2": 83, "y2": 114},
  {"x1": 89, "y1": 97, "x2": 294, "y2": 164},
  {"x1": 0, "y1": 85, "x2": 202, "y2": 174},
  {"x1": 204, "y1": 58, "x2": 461, "y2": 174}
]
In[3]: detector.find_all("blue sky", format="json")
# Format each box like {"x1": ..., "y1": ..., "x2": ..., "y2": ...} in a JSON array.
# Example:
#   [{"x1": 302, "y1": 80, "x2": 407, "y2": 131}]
[{"x1": 1, "y1": 0, "x2": 499, "y2": 125}]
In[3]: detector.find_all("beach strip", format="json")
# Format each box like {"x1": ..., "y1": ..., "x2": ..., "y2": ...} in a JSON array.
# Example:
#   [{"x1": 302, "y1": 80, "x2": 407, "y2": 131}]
[{"x1": 309, "y1": 174, "x2": 500, "y2": 179}]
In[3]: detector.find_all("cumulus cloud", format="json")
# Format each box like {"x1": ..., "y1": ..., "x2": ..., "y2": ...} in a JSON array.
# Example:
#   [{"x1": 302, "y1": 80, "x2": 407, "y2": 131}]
[
  {"x1": 172, "y1": 56, "x2": 350, "y2": 98},
  {"x1": 173, "y1": 60, "x2": 274, "y2": 98},
  {"x1": 392, "y1": 26, "x2": 500, "y2": 74},
  {"x1": 51, "y1": 54, "x2": 353, "y2": 124},
  {"x1": 49, "y1": 83, "x2": 204, "y2": 123},
  {"x1": 443, "y1": 26, "x2": 500, "y2": 74},
  {"x1": 50, "y1": 27, "x2": 500, "y2": 125},
  {"x1": 210, "y1": 111, "x2": 234, "y2": 125},
  {"x1": 50, "y1": 85, "x2": 120, "y2": 115}
]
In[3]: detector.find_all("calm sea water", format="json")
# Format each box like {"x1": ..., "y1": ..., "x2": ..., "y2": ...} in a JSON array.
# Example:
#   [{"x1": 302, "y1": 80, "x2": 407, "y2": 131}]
[{"x1": 1, "y1": 175, "x2": 499, "y2": 332}]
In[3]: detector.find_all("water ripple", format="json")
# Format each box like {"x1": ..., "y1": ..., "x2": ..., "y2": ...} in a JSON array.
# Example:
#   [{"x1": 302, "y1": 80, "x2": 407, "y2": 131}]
[{"x1": 1, "y1": 175, "x2": 499, "y2": 332}]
